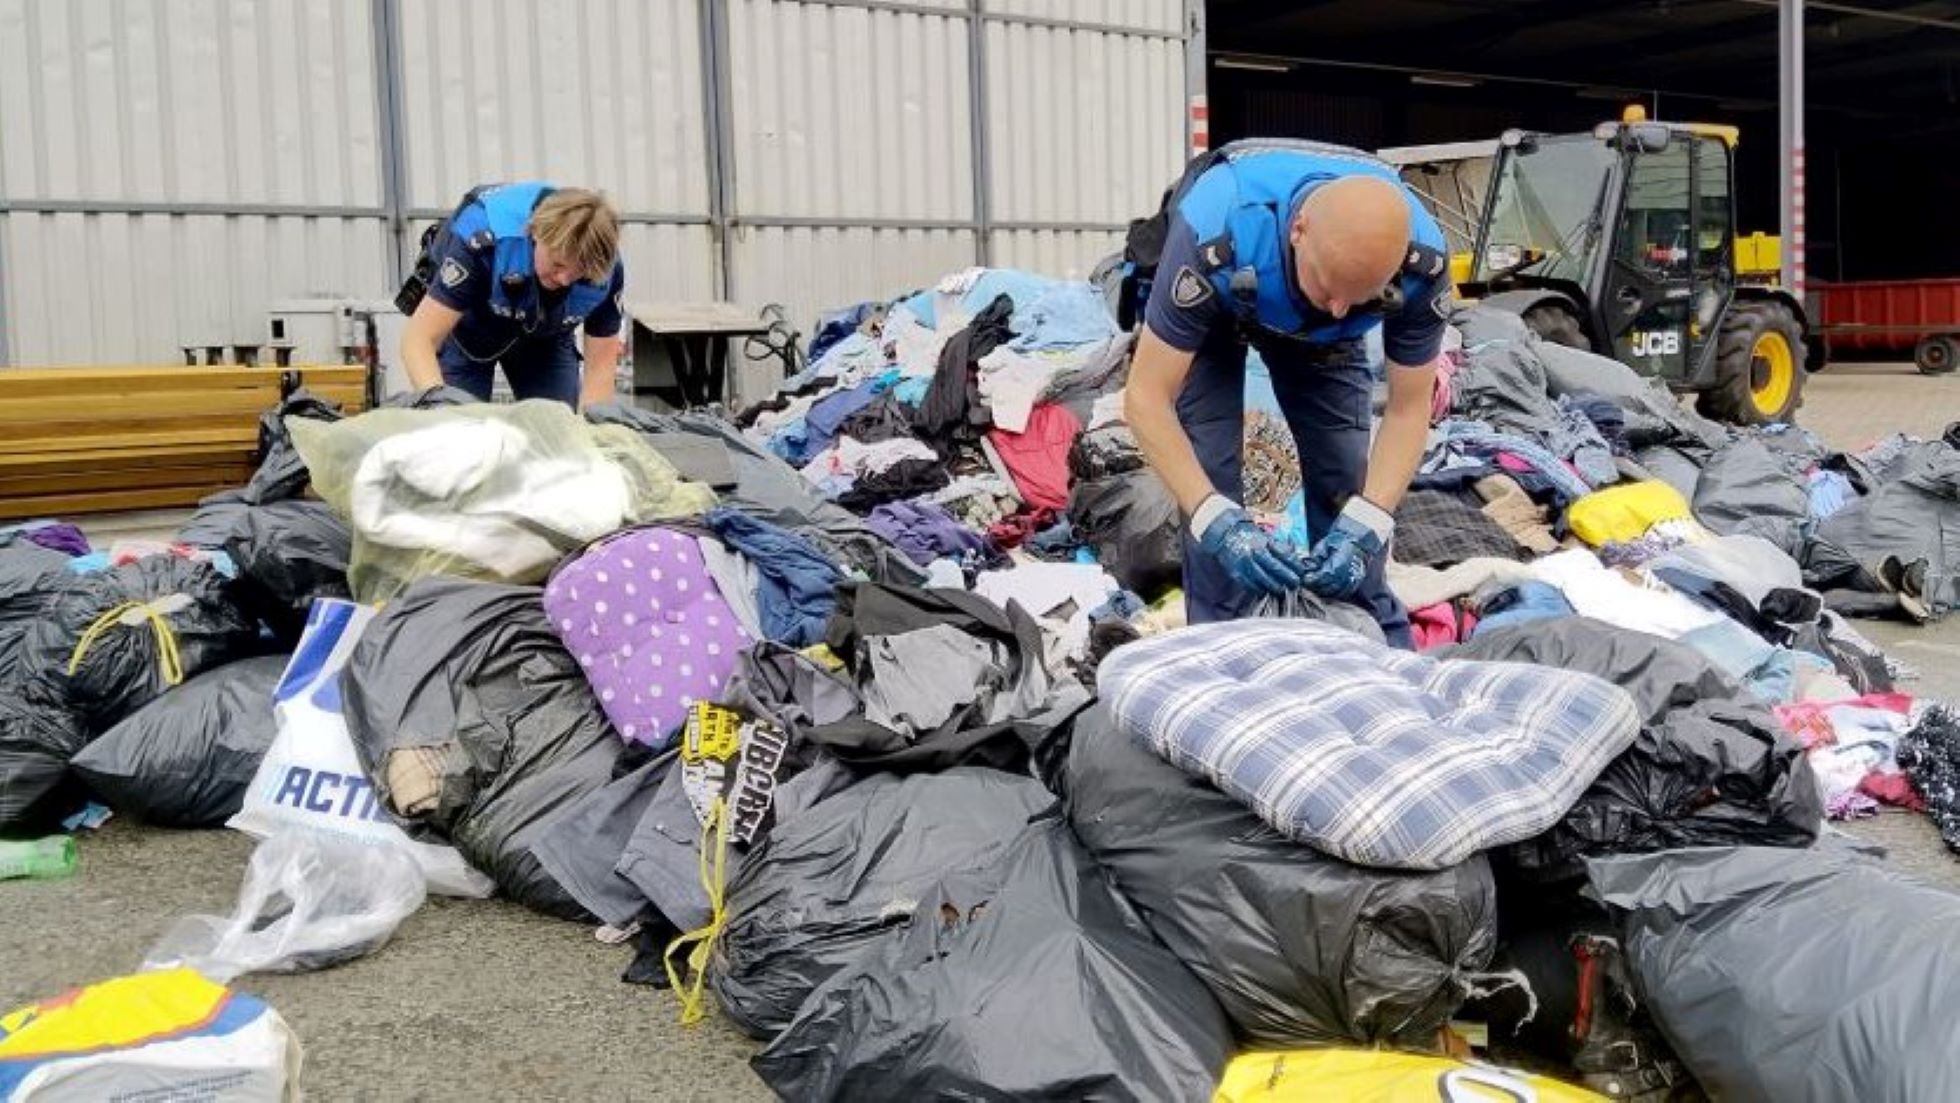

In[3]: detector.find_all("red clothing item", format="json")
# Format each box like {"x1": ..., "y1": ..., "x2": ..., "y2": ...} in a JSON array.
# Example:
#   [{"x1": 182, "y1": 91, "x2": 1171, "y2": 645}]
[
  {"x1": 1409, "y1": 602, "x2": 1478, "y2": 652},
  {"x1": 987, "y1": 403, "x2": 1080, "y2": 512}
]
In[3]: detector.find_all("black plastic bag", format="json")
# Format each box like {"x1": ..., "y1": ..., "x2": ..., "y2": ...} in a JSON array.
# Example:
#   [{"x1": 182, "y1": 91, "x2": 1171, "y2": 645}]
[
  {"x1": 1068, "y1": 469, "x2": 1183, "y2": 596},
  {"x1": 70, "y1": 655, "x2": 289, "y2": 827},
  {"x1": 339, "y1": 579, "x2": 625, "y2": 919},
  {"x1": 1063, "y1": 705, "x2": 1498, "y2": 1047},
  {"x1": 1589, "y1": 844, "x2": 1960, "y2": 1100},
  {"x1": 20, "y1": 556, "x2": 261, "y2": 735},
  {"x1": 196, "y1": 388, "x2": 344, "y2": 508},
  {"x1": 752, "y1": 819, "x2": 1233, "y2": 1102},
  {"x1": 180, "y1": 500, "x2": 352, "y2": 641},
  {"x1": 1248, "y1": 587, "x2": 1387, "y2": 643},
  {"x1": 0, "y1": 537, "x2": 72, "y2": 683},
  {"x1": 0, "y1": 688, "x2": 88, "y2": 831},
  {"x1": 1691, "y1": 437, "x2": 1811, "y2": 557},
  {"x1": 710, "y1": 768, "x2": 1052, "y2": 1039},
  {"x1": 1453, "y1": 619, "x2": 1821, "y2": 880}
]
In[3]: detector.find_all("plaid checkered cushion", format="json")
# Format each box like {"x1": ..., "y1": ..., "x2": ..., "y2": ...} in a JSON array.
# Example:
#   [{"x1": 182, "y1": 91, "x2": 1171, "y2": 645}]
[{"x1": 1100, "y1": 620, "x2": 1641, "y2": 870}]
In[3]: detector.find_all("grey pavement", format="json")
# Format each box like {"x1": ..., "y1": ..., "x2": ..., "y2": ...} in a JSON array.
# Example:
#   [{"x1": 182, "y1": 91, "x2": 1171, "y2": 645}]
[{"x1": 0, "y1": 359, "x2": 1953, "y2": 1100}]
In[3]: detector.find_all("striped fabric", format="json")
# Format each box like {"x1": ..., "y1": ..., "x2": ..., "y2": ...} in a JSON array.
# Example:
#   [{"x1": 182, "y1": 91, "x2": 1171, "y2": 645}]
[{"x1": 1100, "y1": 620, "x2": 1640, "y2": 870}]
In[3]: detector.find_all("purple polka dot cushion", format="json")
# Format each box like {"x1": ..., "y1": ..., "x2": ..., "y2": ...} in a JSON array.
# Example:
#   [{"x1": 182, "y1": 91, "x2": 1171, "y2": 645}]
[{"x1": 543, "y1": 527, "x2": 752, "y2": 748}]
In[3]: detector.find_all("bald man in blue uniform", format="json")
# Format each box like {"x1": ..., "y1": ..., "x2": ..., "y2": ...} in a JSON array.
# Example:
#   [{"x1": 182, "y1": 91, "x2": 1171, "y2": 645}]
[{"x1": 1122, "y1": 139, "x2": 1453, "y2": 647}]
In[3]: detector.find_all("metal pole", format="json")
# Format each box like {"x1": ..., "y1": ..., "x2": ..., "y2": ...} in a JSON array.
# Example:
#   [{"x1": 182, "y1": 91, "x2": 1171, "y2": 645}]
[
  {"x1": 966, "y1": 0, "x2": 993, "y2": 266},
  {"x1": 0, "y1": 218, "x2": 12, "y2": 366},
  {"x1": 371, "y1": 0, "x2": 410, "y2": 288},
  {"x1": 1778, "y1": 0, "x2": 1805, "y2": 299},
  {"x1": 700, "y1": 0, "x2": 737, "y2": 300},
  {"x1": 1185, "y1": 0, "x2": 1208, "y2": 158}
]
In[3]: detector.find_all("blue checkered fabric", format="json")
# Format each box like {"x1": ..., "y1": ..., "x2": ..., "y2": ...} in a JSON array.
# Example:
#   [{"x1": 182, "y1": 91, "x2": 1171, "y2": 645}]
[{"x1": 1100, "y1": 620, "x2": 1641, "y2": 870}]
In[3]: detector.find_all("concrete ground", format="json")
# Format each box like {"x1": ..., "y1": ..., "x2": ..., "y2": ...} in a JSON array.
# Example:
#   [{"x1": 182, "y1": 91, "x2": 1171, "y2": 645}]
[{"x1": 1, "y1": 359, "x2": 1954, "y2": 1100}]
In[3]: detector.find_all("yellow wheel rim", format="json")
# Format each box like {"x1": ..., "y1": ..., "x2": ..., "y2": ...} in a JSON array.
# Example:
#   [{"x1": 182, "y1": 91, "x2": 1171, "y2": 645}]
[{"x1": 1751, "y1": 330, "x2": 1795, "y2": 416}]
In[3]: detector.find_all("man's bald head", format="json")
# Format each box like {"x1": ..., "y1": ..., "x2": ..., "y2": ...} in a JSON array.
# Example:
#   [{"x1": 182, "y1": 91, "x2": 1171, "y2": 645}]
[{"x1": 1288, "y1": 175, "x2": 1411, "y2": 319}]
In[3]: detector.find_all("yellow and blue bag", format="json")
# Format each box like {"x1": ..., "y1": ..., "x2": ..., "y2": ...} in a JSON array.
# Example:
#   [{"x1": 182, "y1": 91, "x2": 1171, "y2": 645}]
[
  {"x1": 1214, "y1": 1048, "x2": 1607, "y2": 1103},
  {"x1": 0, "y1": 969, "x2": 299, "y2": 1101}
]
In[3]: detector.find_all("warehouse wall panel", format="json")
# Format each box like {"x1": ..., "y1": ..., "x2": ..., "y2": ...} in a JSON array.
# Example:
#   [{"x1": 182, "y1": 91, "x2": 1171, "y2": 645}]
[
  {"x1": 0, "y1": 0, "x2": 381, "y2": 206},
  {"x1": 724, "y1": 0, "x2": 974, "y2": 223},
  {"x1": 988, "y1": 228, "x2": 1122, "y2": 282},
  {"x1": 983, "y1": 21, "x2": 1183, "y2": 227},
  {"x1": 397, "y1": 0, "x2": 709, "y2": 216},
  {"x1": 1, "y1": 212, "x2": 389, "y2": 364},
  {"x1": 985, "y1": 0, "x2": 1182, "y2": 35}
]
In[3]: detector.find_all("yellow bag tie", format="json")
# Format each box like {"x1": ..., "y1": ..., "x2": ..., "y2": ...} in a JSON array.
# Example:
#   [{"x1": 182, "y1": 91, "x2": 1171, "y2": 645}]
[
  {"x1": 67, "y1": 600, "x2": 185, "y2": 687},
  {"x1": 664, "y1": 794, "x2": 732, "y2": 1025}
]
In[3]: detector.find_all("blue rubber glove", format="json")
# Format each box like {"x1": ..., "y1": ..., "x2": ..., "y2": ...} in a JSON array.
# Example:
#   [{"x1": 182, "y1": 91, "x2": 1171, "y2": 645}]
[
  {"x1": 1194, "y1": 495, "x2": 1304, "y2": 597},
  {"x1": 1299, "y1": 496, "x2": 1395, "y2": 600}
]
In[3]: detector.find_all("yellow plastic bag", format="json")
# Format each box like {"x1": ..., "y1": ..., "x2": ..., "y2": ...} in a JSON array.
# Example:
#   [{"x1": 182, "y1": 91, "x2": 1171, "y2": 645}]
[
  {"x1": 289, "y1": 400, "x2": 716, "y2": 601},
  {"x1": 1214, "y1": 1049, "x2": 1608, "y2": 1103},
  {"x1": 0, "y1": 969, "x2": 301, "y2": 1100},
  {"x1": 1566, "y1": 480, "x2": 1692, "y2": 547}
]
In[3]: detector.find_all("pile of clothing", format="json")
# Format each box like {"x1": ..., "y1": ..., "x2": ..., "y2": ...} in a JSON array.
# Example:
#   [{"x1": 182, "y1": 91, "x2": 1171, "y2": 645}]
[{"x1": 5, "y1": 264, "x2": 1958, "y2": 1103}]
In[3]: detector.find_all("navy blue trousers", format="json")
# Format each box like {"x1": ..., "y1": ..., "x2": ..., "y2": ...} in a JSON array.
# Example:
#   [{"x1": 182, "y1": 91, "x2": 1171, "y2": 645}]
[
  {"x1": 438, "y1": 333, "x2": 581, "y2": 406},
  {"x1": 1176, "y1": 327, "x2": 1412, "y2": 647}
]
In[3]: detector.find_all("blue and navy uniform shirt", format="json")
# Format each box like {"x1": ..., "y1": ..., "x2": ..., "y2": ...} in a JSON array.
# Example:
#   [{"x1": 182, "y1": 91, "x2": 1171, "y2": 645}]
[
  {"x1": 427, "y1": 181, "x2": 626, "y2": 350},
  {"x1": 1144, "y1": 142, "x2": 1451, "y2": 367}
]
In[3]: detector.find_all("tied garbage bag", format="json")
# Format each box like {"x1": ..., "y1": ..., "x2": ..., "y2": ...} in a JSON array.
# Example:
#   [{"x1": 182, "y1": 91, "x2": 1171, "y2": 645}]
[
  {"x1": 142, "y1": 831, "x2": 426, "y2": 981},
  {"x1": 1062, "y1": 705, "x2": 1498, "y2": 1047},
  {"x1": 229, "y1": 599, "x2": 492, "y2": 898},
  {"x1": 0, "y1": 969, "x2": 300, "y2": 1102},
  {"x1": 21, "y1": 556, "x2": 260, "y2": 734},
  {"x1": 710, "y1": 768, "x2": 1052, "y2": 1039},
  {"x1": 752, "y1": 820, "x2": 1233, "y2": 1102},
  {"x1": 289, "y1": 400, "x2": 716, "y2": 602},
  {"x1": 179, "y1": 499, "x2": 352, "y2": 642},
  {"x1": 1588, "y1": 844, "x2": 1960, "y2": 1101},
  {"x1": 1248, "y1": 587, "x2": 1387, "y2": 643},
  {"x1": 0, "y1": 537, "x2": 72, "y2": 683},
  {"x1": 1453, "y1": 618, "x2": 1822, "y2": 879},
  {"x1": 69, "y1": 655, "x2": 288, "y2": 827},
  {"x1": 339, "y1": 579, "x2": 626, "y2": 919},
  {"x1": 1213, "y1": 1048, "x2": 1609, "y2": 1102}
]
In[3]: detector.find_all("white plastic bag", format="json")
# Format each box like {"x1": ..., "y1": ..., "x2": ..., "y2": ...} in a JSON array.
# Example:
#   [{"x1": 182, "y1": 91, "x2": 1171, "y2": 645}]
[
  {"x1": 143, "y1": 831, "x2": 426, "y2": 982},
  {"x1": 228, "y1": 598, "x2": 493, "y2": 897}
]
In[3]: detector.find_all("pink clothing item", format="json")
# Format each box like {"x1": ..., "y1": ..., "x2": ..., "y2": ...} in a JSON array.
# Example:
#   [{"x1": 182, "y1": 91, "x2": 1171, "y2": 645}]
[
  {"x1": 987, "y1": 403, "x2": 1080, "y2": 512},
  {"x1": 1409, "y1": 602, "x2": 1478, "y2": 652},
  {"x1": 1773, "y1": 693, "x2": 1915, "y2": 750}
]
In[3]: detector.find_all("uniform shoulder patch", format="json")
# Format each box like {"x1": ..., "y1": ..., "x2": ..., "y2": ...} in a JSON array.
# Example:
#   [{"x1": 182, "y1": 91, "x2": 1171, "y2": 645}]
[
  {"x1": 439, "y1": 258, "x2": 469, "y2": 289},
  {"x1": 1430, "y1": 286, "x2": 1455, "y2": 320},
  {"x1": 1171, "y1": 266, "x2": 1214, "y2": 309}
]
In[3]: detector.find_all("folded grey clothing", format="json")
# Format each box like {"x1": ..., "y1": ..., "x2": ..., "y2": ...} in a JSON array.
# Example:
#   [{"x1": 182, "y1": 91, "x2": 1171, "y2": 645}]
[
  {"x1": 751, "y1": 818, "x2": 1231, "y2": 1103},
  {"x1": 1589, "y1": 844, "x2": 1960, "y2": 1101},
  {"x1": 860, "y1": 625, "x2": 1009, "y2": 735},
  {"x1": 531, "y1": 756, "x2": 671, "y2": 930},
  {"x1": 710, "y1": 768, "x2": 1054, "y2": 1039},
  {"x1": 644, "y1": 434, "x2": 737, "y2": 489},
  {"x1": 1649, "y1": 533, "x2": 1805, "y2": 608},
  {"x1": 1062, "y1": 704, "x2": 1498, "y2": 1048}
]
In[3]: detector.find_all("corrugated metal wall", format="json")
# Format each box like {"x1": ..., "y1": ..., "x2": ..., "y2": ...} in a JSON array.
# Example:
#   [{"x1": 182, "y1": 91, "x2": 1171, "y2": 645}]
[
  {"x1": 0, "y1": 0, "x2": 390, "y2": 364},
  {"x1": 0, "y1": 0, "x2": 1190, "y2": 371}
]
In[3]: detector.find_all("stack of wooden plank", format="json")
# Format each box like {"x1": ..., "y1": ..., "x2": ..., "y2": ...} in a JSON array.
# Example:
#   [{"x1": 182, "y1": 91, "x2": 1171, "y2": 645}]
[{"x1": 0, "y1": 364, "x2": 367, "y2": 519}]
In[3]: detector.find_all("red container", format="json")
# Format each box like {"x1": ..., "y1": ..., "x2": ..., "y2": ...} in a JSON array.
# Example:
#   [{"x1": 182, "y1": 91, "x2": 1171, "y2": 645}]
[{"x1": 1811, "y1": 278, "x2": 1960, "y2": 355}]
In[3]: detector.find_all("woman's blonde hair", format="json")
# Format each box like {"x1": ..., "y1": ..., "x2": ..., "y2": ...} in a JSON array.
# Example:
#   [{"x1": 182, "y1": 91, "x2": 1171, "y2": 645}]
[{"x1": 530, "y1": 188, "x2": 620, "y2": 280}]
